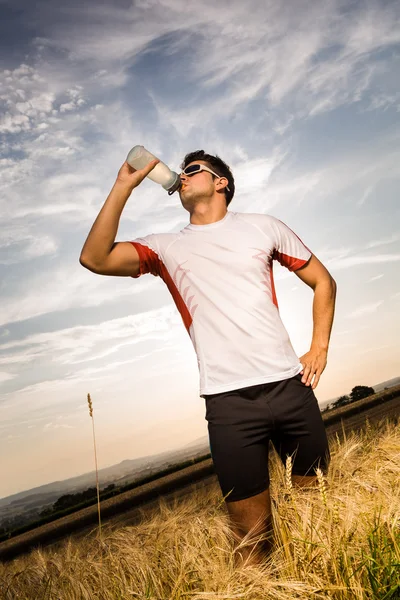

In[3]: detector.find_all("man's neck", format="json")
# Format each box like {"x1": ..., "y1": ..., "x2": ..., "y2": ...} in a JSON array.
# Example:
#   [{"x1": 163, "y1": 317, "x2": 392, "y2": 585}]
[{"x1": 189, "y1": 204, "x2": 227, "y2": 226}]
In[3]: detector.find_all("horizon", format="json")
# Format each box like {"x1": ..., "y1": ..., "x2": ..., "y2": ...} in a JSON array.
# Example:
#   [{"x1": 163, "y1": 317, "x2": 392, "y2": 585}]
[
  {"x1": 1, "y1": 0, "x2": 400, "y2": 499},
  {"x1": 1, "y1": 374, "x2": 398, "y2": 502}
]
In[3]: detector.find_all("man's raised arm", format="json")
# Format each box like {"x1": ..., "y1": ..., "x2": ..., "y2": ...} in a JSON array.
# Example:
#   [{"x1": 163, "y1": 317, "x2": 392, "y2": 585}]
[{"x1": 79, "y1": 159, "x2": 159, "y2": 276}]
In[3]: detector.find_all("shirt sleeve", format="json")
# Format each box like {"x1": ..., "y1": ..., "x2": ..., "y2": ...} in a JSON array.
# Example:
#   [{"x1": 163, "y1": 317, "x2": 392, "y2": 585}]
[
  {"x1": 270, "y1": 217, "x2": 312, "y2": 271},
  {"x1": 129, "y1": 234, "x2": 162, "y2": 278}
]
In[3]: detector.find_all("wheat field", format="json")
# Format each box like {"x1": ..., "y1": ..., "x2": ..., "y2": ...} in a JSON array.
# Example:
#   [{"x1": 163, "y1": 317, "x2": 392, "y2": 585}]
[{"x1": 1, "y1": 417, "x2": 399, "y2": 600}]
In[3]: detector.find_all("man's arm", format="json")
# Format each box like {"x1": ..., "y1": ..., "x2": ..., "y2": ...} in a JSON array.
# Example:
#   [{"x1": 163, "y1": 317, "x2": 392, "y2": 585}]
[
  {"x1": 293, "y1": 254, "x2": 337, "y2": 389},
  {"x1": 79, "y1": 159, "x2": 159, "y2": 276}
]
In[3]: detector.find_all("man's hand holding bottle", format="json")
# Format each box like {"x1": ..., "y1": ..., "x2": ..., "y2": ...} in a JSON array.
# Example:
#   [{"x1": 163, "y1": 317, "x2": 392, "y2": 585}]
[
  {"x1": 80, "y1": 146, "x2": 179, "y2": 277},
  {"x1": 115, "y1": 159, "x2": 160, "y2": 193}
]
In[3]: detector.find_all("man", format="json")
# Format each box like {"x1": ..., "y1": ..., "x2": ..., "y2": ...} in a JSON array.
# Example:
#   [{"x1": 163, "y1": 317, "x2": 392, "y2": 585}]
[{"x1": 80, "y1": 150, "x2": 336, "y2": 567}]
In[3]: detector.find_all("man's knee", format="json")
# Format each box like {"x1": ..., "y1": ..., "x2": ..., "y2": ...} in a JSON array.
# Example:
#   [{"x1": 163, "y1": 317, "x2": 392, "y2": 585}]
[{"x1": 226, "y1": 487, "x2": 271, "y2": 538}]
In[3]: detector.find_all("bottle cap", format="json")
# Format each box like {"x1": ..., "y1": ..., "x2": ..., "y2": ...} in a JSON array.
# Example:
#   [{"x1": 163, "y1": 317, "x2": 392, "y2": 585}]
[{"x1": 165, "y1": 171, "x2": 181, "y2": 195}]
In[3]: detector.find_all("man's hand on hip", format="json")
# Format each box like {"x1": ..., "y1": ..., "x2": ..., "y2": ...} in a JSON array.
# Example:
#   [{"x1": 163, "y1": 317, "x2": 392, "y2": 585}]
[{"x1": 299, "y1": 348, "x2": 328, "y2": 389}]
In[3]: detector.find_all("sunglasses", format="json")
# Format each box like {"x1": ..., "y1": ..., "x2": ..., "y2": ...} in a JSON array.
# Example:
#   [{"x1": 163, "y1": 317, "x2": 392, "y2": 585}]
[{"x1": 181, "y1": 164, "x2": 230, "y2": 192}]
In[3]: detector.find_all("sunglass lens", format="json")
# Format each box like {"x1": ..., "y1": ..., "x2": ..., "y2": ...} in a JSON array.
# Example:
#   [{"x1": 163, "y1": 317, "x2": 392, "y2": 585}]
[{"x1": 184, "y1": 165, "x2": 201, "y2": 175}]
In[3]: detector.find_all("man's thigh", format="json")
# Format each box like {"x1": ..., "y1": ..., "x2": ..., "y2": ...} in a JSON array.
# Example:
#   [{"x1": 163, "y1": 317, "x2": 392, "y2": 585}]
[
  {"x1": 270, "y1": 374, "x2": 330, "y2": 476},
  {"x1": 204, "y1": 384, "x2": 277, "y2": 502}
]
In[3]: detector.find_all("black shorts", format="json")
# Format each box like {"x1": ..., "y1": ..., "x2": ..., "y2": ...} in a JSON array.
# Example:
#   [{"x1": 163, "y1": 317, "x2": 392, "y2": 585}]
[{"x1": 204, "y1": 373, "x2": 330, "y2": 502}]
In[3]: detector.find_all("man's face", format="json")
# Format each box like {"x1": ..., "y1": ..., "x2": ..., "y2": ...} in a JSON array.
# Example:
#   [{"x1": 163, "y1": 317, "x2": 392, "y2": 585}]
[{"x1": 178, "y1": 160, "x2": 217, "y2": 210}]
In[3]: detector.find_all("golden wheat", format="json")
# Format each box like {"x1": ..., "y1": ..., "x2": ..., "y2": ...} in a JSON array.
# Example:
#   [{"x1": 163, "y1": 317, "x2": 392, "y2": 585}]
[{"x1": 0, "y1": 416, "x2": 399, "y2": 599}]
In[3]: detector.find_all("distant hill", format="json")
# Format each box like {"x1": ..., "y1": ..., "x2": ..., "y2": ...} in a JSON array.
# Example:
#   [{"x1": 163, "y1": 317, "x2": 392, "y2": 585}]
[
  {"x1": 182, "y1": 436, "x2": 209, "y2": 450},
  {"x1": 0, "y1": 442, "x2": 210, "y2": 530},
  {"x1": 373, "y1": 376, "x2": 400, "y2": 392}
]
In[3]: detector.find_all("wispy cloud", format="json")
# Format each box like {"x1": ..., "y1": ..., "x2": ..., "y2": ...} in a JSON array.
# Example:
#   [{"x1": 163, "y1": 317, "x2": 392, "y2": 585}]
[
  {"x1": 44, "y1": 422, "x2": 74, "y2": 430},
  {"x1": 0, "y1": 224, "x2": 58, "y2": 265},
  {"x1": 359, "y1": 344, "x2": 391, "y2": 355},
  {"x1": 367, "y1": 274, "x2": 384, "y2": 283},
  {"x1": 326, "y1": 253, "x2": 400, "y2": 271},
  {"x1": 346, "y1": 301, "x2": 384, "y2": 319},
  {"x1": 0, "y1": 305, "x2": 181, "y2": 371},
  {"x1": 357, "y1": 185, "x2": 374, "y2": 207},
  {"x1": 277, "y1": 249, "x2": 400, "y2": 280},
  {"x1": 1, "y1": 0, "x2": 399, "y2": 497},
  {"x1": 0, "y1": 372, "x2": 15, "y2": 384},
  {"x1": 365, "y1": 234, "x2": 400, "y2": 249},
  {"x1": 0, "y1": 261, "x2": 156, "y2": 327}
]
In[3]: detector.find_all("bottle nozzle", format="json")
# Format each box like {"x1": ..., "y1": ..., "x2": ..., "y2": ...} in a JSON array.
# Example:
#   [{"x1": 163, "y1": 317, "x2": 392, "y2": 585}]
[{"x1": 166, "y1": 172, "x2": 181, "y2": 195}]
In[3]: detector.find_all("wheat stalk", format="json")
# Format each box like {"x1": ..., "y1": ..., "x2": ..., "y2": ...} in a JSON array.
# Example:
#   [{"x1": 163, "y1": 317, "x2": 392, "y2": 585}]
[
  {"x1": 316, "y1": 467, "x2": 328, "y2": 510},
  {"x1": 285, "y1": 455, "x2": 293, "y2": 497},
  {"x1": 87, "y1": 393, "x2": 102, "y2": 543}
]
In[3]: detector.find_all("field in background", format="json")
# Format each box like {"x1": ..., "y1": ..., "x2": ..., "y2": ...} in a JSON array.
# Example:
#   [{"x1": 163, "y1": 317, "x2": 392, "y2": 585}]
[
  {"x1": 1, "y1": 415, "x2": 399, "y2": 600},
  {"x1": 0, "y1": 384, "x2": 399, "y2": 564}
]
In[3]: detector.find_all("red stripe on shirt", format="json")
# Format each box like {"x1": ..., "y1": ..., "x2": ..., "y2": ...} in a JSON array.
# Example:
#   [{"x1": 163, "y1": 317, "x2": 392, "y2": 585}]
[
  {"x1": 269, "y1": 259, "x2": 279, "y2": 308},
  {"x1": 273, "y1": 250, "x2": 309, "y2": 272},
  {"x1": 130, "y1": 242, "x2": 193, "y2": 334}
]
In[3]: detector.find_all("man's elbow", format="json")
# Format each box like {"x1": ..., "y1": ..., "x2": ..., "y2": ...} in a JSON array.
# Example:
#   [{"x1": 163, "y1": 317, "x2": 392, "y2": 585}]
[
  {"x1": 315, "y1": 273, "x2": 336, "y2": 295},
  {"x1": 79, "y1": 254, "x2": 89, "y2": 268},
  {"x1": 79, "y1": 254, "x2": 97, "y2": 273},
  {"x1": 329, "y1": 275, "x2": 337, "y2": 298}
]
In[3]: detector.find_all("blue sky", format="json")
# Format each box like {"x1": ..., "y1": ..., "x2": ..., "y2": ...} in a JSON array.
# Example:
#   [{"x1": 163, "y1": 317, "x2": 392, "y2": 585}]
[{"x1": 1, "y1": 0, "x2": 399, "y2": 498}]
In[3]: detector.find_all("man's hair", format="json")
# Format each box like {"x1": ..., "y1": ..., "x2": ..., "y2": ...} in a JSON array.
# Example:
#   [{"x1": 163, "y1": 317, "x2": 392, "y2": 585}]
[{"x1": 180, "y1": 150, "x2": 235, "y2": 207}]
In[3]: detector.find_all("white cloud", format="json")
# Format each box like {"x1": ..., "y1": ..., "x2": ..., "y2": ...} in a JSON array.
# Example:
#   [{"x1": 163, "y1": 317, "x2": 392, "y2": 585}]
[
  {"x1": 262, "y1": 171, "x2": 321, "y2": 209},
  {"x1": 346, "y1": 301, "x2": 384, "y2": 319},
  {"x1": 0, "y1": 65, "x2": 87, "y2": 135},
  {"x1": 367, "y1": 274, "x2": 384, "y2": 283},
  {"x1": 328, "y1": 253, "x2": 400, "y2": 271},
  {"x1": 232, "y1": 151, "x2": 288, "y2": 210},
  {"x1": 240, "y1": 128, "x2": 400, "y2": 215},
  {"x1": 359, "y1": 344, "x2": 391, "y2": 355},
  {"x1": 19, "y1": 0, "x2": 398, "y2": 134},
  {"x1": 367, "y1": 92, "x2": 400, "y2": 112},
  {"x1": 357, "y1": 185, "x2": 374, "y2": 207},
  {"x1": 0, "y1": 65, "x2": 55, "y2": 134},
  {"x1": 365, "y1": 234, "x2": 400, "y2": 249},
  {"x1": 0, "y1": 227, "x2": 58, "y2": 265},
  {"x1": 44, "y1": 422, "x2": 74, "y2": 430},
  {"x1": 0, "y1": 261, "x2": 157, "y2": 327},
  {"x1": 0, "y1": 305, "x2": 182, "y2": 370},
  {"x1": 1, "y1": 0, "x2": 400, "y2": 497},
  {"x1": 0, "y1": 372, "x2": 15, "y2": 384}
]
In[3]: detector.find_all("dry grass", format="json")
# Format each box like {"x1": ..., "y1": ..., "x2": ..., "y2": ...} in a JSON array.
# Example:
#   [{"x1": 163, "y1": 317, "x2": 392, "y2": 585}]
[{"x1": 1, "y1": 417, "x2": 399, "y2": 600}]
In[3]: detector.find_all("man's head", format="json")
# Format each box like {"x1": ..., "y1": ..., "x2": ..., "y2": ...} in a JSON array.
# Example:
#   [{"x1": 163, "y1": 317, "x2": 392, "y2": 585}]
[{"x1": 179, "y1": 150, "x2": 235, "y2": 211}]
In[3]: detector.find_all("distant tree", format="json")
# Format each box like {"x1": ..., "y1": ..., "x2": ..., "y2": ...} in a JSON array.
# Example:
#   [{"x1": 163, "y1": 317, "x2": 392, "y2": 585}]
[
  {"x1": 103, "y1": 484, "x2": 116, "y2": 493},
  {"x1": 350, "y1": 386, "x2": 375, "y2": 402},
  {"x1": 53, "y1": 487, "x2": 97, "y2": 512},
  {"x1": 39, "y1": 506, "x2": 54, "y2": 518},
  {"x1": 331, "y1": 395, "x2": 351, "y2": 409},
  {"x1": 53, "y1": 493, "x2": 74, "y2": 512}
]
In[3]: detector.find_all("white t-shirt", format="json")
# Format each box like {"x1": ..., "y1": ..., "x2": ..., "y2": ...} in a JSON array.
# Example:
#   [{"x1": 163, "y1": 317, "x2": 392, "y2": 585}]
[{"x1": 130, "y1": 211, "x2": 312, "y2": 397}]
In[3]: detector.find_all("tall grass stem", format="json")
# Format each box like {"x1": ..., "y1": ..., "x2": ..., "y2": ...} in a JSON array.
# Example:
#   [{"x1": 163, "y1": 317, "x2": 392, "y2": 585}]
[{"x1": 87, "y1": 393, "x2": 102, "y2": 543}]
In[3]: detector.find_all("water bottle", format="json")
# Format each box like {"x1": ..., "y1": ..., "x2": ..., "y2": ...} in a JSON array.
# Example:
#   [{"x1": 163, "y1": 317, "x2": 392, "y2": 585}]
[{"x1": 126, "y1": 145, "x2": 181, "y2": 195}]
